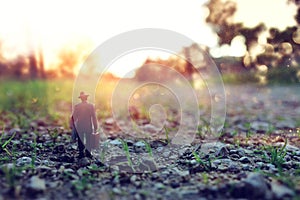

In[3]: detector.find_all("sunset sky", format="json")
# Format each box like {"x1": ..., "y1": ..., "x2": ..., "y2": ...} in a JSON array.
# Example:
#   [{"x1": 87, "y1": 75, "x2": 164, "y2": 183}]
[{"x1": 0, "y1": 0, "x2": 297, "y2": 77}]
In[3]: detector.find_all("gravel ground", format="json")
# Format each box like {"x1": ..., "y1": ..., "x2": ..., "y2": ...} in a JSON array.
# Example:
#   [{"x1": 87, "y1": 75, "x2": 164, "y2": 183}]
[{"x1": 0, "y1": 84, "x2": 299, "y2": 200}]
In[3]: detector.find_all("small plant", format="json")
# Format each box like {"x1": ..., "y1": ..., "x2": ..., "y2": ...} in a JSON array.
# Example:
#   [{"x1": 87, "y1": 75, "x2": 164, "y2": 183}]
[
  {"x1": 120, "y1": 139, "x2": 133, "y2": 169},
  {"x1": 199, "y1": 117, "x2": 212, "y2": 136},
  {"x1": 72, "y1": 177, "x2": 92, "y2": 191},
  {"x1": 196, "y1": 125, "x2": 204, "y2": 139},
  {"x1": 48, "y1": 128, "x2": 59, "y2": 143},
  {"x1": 202, "y1": 172, "x2": 209, "y2": 185},
  {"x1": 261, "y1": 170, "x2": 298, "y2": 190},
  {"x1": 231, "y1": 130, "x2": 238, "y2": 137},
  {"x1": 192, "y1": 151, "x2": 212, "y2": 171},
  {"x1": 233, "y1": 137, "x2": 240, "y2": 148},
  {"x1": 265, "y1": 138, "x2": 287, "y2": 169},
  {"x1": 164, "y1": 126, "x2": 170, "y2": 145},
  {"x1": 266, "y1": 124, "x2": 275, "y2": 135},
  {"x1": 141, "y1": 140, "x2": 153, "y2": 157},
  {"x1": 2, "y1": 163, "x2": 22, "y2": 192},
  {"x1": 100, "y1": 141, "x2": 109, "y2": 163},
  {"x1": 31, "y1": 137, "x2": 37, "y2": 167},
  {"x1": 1, "y1": 131, "x2": 17, "y2": 156}
]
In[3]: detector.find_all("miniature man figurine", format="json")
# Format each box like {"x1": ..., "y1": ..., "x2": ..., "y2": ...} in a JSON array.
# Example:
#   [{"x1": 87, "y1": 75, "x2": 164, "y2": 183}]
[{"x1": 71, "y1": 91, "x2": 98, "y2": 158}]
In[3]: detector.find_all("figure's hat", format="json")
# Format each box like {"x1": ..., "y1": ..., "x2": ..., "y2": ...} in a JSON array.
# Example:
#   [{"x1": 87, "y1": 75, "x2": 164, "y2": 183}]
[{"x1": 78, "y1": 91, "x2": 89, "y2": 98}]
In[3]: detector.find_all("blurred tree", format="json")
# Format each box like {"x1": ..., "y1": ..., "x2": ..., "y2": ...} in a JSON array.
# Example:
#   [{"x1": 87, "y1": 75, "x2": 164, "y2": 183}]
[
  {"x1": 28, "y1": 52, "x2": 39, "y2": 79},
  {"x1": 205, "y1": 0, "x2": 300, "y2": 83},
  {"x1": 38, "y1": 46, "x2": 45, "y2": 79}
]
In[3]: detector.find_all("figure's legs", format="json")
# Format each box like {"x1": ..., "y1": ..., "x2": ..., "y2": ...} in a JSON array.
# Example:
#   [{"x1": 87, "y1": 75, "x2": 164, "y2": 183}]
[
  {"x1": 85, "y1": 133, "x2": 93, "y2": 158},
  {"x1": 77, "y1": 134, "x2": 85, "y2": 158},
  {"x1": 85, "y1": 149, "x2": 93, "y2": 158}
]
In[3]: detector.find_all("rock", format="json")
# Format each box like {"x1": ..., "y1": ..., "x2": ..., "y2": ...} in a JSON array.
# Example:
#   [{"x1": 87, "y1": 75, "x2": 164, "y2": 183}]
[
  {"x1": 36, "y1": 165, "x2": 52, "y2": 176},
  {"x1": 154, "y1": 183, "x2": 165, "y2": 190},
  {"x1": 162, "y1": 150, "x2": 171, "y2": 158},
  {"x1": 136, "y1": 159, "x2": 157, "y2": 173},
  {"x1": 242, "y1": 164, "x2": 252, "y2": 171},
  {"x1": 178, "y1": 170, "x2": 190, "y2": 181},
  {"x1": 16, "y1": 157, "x2": 32, "y2": 167},
  {"x1": 9, "y1": 128, "x2": 22, "y2": 134},
  {"x1": 47, "y1": 181, "x2": 62, "y2": 188},
  {"x1": 104, "y1": 118, "x2": 115, "y2": 125},
  {"x1": 150, "y1": 140, "x2": 167, "y2": 148},
  {"x1": 215, "y1": 158, "x2": 232, "y2": 165},
  {"x1": 275, "y1": 120, "x2": 295, "y2": 129},
  {"x1": 228, "y1": 163, "x2": 240, "y2": 173},
  {"x1": 256, "y1": 161, "x2": 264, "y2": 169},
  {"x1": 190, "y1": 159, "x2": 197, "y2": 165},
  {"x1": 112, "y1": 187, "x2": 122, "y2": 195},
  {"x1": 250, "y1": 121, "x2": 269, "y2": 133},
  {"x1": 130, "y1": 175, "x2": 137, "y2": 183},
  {"x1": 266, "y1": 164, "x2": 276, "y2": 171},
  {"x1": 243, "y1": 173, "x2": 270, "y2": 199},
  {"x1": 216, "y1": 146, "x2": 229, "y2": 158},
  {"x1": 212, "y1": 160, "x2": 221, "y2": 165},
  {"x1": 217, "y1": 164, "x2": 228, "y2": 172},
  {"x1": 237, "y1": 149, "x2": 245, "y2": 157},
  {"x1": 271, "y1": 182, "x2": 295, "y2": 199},
  {"x1": 141, "y1": 124, "x2": 159, "y2": 133},
  {"x1": 170, "y1": 181, "x2": 180, "y2": 188},
  {"x1": 60, "y1": 154, "x2": 74, "y2": 163},
  {"x1": 200, "y1": 142, "x2": 224, "y2": 155},
  {"x1": 53, "y1": 144, "x2": 65, "y2": 153},
  {"x1": 179, "y1": 190, "x2": 200, "y2": 199},
  {"x1": 230, "y1": 154, "x2": 240, "y2": 161},
  {"x1": 26, "y1": 176, "x2": 46, "y2": 194},
  {"x1": 133, "y1": 141, "x2": 146, "y2": 153},
  {"x1": 109, "y1": 139, "x2": 123, "y2": 147},
  {"x1": 78, "y1": 157, "x2": 90, "y2": 167},
  {"x1": 239, "y1": 156, "x2": 251, "y2": 164},
  {"x1": 229, "y1": 149, "x2": 238, "y2": 154},
  {"x1": 40, "y1": 159, "x2": 54, "y2": 166}
]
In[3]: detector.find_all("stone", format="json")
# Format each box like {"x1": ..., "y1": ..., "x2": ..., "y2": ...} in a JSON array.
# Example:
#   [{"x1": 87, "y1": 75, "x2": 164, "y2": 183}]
[
  {"x1": 154, "y1": 183, "x2": 165, "y2": 190},
  {"x1": 271, "y1": 182, "x2": 295, "y2": 199},
  {"x1": 136, "y1": 159, "x2": 157, "y2": 173},
  {"x1": 16, "y1": 157, "x2": 32, "y2": 167},
  {"x1": 242, "y1": 164, "x2": 252, "y2": 171},
  {"x1": 133, "y1": 141, "x2": 146, "y2": 153},
  {"x1": 9, "y1": 128, "x2": 22, "y2": 134},
  {"x1": 266, "y1": 164, "x2": 276, "y2": 171},
  {"x1": 228, "y1": 163, "x2": 240, "y2": 173},
  {"x1": 78, "y1": 157, "x2": 90, "y2": 167},
  {"x1": 230, "y1": 154, "x2": 240, "y2": 161},
  {"x1": 218, "y1": 164, "x2": 228, "y2": 172},
  {"x1": 109, "y1": 139, "x2": 123, "y2": 147},
  {"x1": 243, "y1": 173, "x2": 270, "y2": 199},
  {"x1": 141, "y1": 124, "x2": 159, "y2": 133},
  {"x1": 275, "y1": 120, "x2": 295, "y2": 129},
  {"x1": 237, "y1": 149, "x2": 245, "y2": 157},
  {"x1": 162, "y1": 150, "x2": 171, "y2": 158},
  {"x1": 60, "y1": 154, "x2": 74, "y2": 163},
  {"x1": 26, "y1": 176, "x2": 46, "y2": 194},
  {"x1": 179, "y1": 189, "x2": 201, "y2": 199},
  {"x1": 239, "y1": 156, "x2": 251, "y2": 164},
  {"x1": 104, "y1": 118, "x2": 115, "y2": 125},
  {"x1": 170, "y1": 181, "x2": 180, "y2": 188},
  {"x1": 53, "y1": 144, "x2": 65, "y2": 153},
  {"x1": 250, "y1": 121, "x2": 270, "y2": 133},
  {"x1": 130, "y1": 175, "x2": 137, "y2": 183},
  {"x1": 216, "y1": 146, "x2": 229, "y2": 158}
]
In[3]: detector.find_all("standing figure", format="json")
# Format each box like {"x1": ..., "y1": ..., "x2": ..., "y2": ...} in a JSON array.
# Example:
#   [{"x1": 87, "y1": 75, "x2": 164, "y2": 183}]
[{"x1": 71, "y1": 91, "x2": 98, "y2": 158}]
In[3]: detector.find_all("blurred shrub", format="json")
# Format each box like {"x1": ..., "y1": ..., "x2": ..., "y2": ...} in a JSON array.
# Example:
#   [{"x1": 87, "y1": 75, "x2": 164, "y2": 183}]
[{"x1": 266, "y1": 67, "x2": 300, "y2": 84}]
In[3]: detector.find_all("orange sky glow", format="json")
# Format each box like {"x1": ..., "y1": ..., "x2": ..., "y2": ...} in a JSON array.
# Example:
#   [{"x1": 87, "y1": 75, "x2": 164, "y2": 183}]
[{"x1": 0, "y1": 0, "x2": 297, "y2": 77}]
